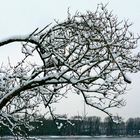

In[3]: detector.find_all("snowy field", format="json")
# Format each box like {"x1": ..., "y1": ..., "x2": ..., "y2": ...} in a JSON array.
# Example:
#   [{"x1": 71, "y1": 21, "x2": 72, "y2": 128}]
[{"x1": 1, "y1": 136, "x2": 140, "y2": 140}]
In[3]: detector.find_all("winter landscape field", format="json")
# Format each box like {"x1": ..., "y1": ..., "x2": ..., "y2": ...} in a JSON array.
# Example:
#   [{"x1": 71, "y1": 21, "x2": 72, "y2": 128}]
[{"x1": 1, "y1": 1, "x2": 140, "y2": 140}]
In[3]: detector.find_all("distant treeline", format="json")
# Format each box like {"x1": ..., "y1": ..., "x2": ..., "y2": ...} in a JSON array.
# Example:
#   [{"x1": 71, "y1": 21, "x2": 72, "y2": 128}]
[{"x1": 1, "y1": 115, "x2": 140, "y2": 136}]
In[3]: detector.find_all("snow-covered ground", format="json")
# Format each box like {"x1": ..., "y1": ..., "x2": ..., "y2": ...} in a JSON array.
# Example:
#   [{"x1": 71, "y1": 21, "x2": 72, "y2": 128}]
[{"x1": 1, "y1": 136, "x2": 140, "y2": 140}]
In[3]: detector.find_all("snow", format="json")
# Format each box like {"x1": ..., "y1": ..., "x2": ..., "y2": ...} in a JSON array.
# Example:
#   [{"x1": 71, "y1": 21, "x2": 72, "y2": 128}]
[
  {"x1": 22, "y1": 46, "x2": 33, "y2": 55},
  {"x1": 67, "y1": 120, "x2": 75, "y2": 126},
  {"x1": 52, "y1": 55, "x2": 59, "y2": 65},
  {"x1": 56, "y1": 122, "x2": 63, "y2": 130},
  {"x1": 124, "y1": 73, "x2": 132, "y2": 84}
]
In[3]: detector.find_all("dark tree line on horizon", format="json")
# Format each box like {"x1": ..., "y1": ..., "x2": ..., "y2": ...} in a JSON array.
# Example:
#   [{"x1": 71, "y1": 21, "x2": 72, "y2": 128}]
[{"x1": 1, "y1": 115, "x2": 140, "y2": 137}]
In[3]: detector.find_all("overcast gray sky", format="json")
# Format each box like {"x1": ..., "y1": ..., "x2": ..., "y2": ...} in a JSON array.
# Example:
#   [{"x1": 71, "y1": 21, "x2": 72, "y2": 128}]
[{"x1": 0, "y1": 0, "x2": 140, "y2": 120}]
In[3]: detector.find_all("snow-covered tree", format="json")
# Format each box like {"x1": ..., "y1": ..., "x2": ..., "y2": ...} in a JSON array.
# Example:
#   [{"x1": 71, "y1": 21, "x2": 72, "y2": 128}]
[{"x1": 0, "y1": 4, "x2": 140, "y2": 138}]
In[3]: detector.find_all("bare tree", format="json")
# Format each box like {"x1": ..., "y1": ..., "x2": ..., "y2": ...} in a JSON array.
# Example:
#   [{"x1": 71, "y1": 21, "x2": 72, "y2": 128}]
[{"x1": 0, "y1": 4, "x2": 140, "y2": 138}]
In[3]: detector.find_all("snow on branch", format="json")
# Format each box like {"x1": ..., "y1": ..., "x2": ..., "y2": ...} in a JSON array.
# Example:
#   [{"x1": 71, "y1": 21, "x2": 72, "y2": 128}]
[{"x1": 0, "y1": 3, "x2": 140, "y2": 138}]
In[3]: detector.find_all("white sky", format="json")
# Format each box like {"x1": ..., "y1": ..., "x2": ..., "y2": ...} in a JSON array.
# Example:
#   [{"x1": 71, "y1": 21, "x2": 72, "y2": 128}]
[{"x1": 0, "y1": 0, "x2": 140, "y2": 120}]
